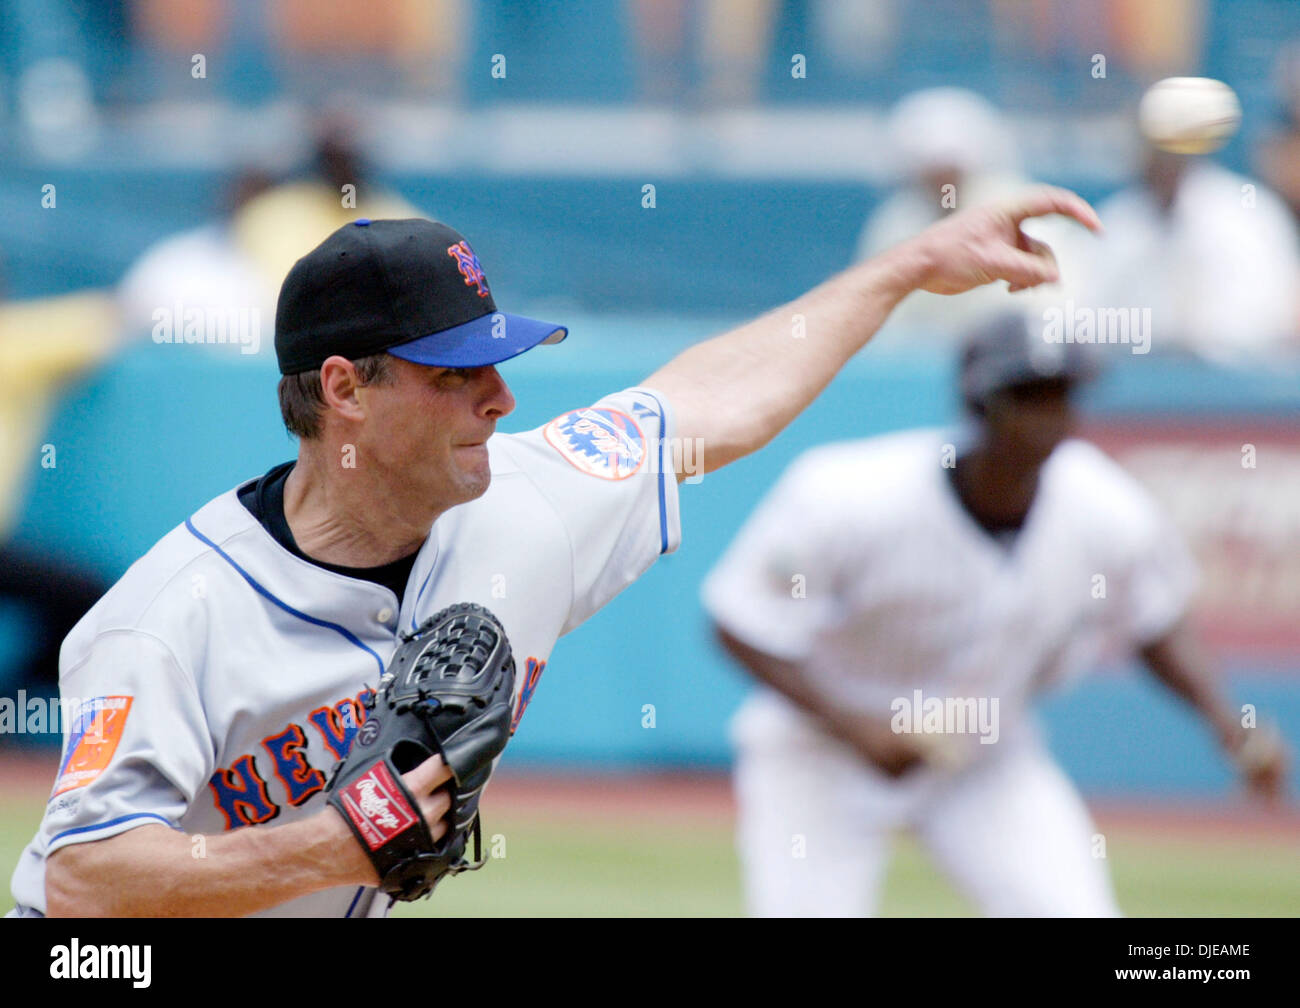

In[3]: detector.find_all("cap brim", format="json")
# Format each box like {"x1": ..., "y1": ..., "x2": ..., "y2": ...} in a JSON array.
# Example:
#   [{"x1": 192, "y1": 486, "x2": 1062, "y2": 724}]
[
  {"x1": 387, "y1": 313, "x2": 567, "y2": 368},
  {"x1": 1001, "y1": 363, "x2": 1097, "y2": 388}
]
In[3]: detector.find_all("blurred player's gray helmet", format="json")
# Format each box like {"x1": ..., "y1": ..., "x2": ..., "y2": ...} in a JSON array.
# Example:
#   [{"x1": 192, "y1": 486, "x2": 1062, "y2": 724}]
[{"x1": 959, "y1": 309, "x2": 1102, "y2": 412}]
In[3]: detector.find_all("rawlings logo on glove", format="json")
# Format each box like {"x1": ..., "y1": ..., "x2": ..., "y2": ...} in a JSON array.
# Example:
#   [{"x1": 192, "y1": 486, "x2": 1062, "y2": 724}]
[{"x1": 340, "y1": 766, "x2": 417, "y2": 848}]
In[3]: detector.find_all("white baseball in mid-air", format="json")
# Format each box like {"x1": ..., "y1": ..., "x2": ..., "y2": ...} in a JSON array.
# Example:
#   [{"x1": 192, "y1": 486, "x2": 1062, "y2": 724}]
[{"x1": 1138, "y1": 76, "x2": 1241, "y2": 155}]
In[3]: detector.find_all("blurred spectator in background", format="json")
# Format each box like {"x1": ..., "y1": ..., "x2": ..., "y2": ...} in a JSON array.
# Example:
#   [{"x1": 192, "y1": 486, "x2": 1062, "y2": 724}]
[
  {"x1": 0, "y1": 270, "x2": 119, "y2": 697},
  {"x1": 630, "y1": 0, "x2": 777, "y2": 106},
  {"x1": 809, "y1": 0, "x2": 897, "y2": 81},
  {"x1": 117, "y1": 168, "x2": 276, "y2": 351},
  {"x1": 630, "y1": 0, "x2": 897, "y2": 107},
  {"x1": 630, "y1": 0, "x2": 693, "y2": 104},
  {"x1": 1258, "y1": 42, "x2": 1300, "y2": 224},
  {"x1": 990, "y1": 0, "x2": 1204, "y2": 87},
  {"x1": 991, "y1": 0, "x2": 1115, "y2": 104},
  {"x1": 1108, "y1": 0, "x2": 1205, "y2": 81},
  {"x1": 271, "y1": 0, "x2": 467, "y2": 100},
  {"x1": 1088, "y1": 144, "x2": 1300, "y2": 363},
  {"x1": 131, "y1": 0, "x2": 226, "y2": 60},
  {"x1": 698, "y1": 0, "x2": 774, "y2": 105},
  {"x1": 119, "y1": 117, "x2": 423, "y2": 352},
  {"x1": 855, "y1": 88, "x2": 1091, "y2": 344},
  {"x1": 231, "y1": 115, "x2": 423, "y2": 292},
  {"x1": 131, "y1": 0, "x2": 467, "y2": 102}
]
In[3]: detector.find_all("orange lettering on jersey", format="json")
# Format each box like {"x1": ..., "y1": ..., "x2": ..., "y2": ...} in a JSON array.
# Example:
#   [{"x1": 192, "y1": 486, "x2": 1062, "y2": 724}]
[{"x1": 52, "y1": 696, "x2": 133, "y2": 796}]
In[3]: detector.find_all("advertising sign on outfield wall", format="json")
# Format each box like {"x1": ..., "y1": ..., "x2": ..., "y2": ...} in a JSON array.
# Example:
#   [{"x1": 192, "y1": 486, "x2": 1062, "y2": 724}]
[{"x1": 1086, "y1": 421, "x2": 1300, "y2": 658}]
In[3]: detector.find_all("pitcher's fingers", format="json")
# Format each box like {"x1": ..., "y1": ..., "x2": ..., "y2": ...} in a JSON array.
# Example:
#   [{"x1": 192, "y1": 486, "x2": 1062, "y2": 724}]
[
  {"x1": 417, "y1": 790, "x2": 453, "y2": 839},
  {"x1": 402, "y1": 753, "x2": 453, "y2": 796},
  {"x1": 1003, "y1": 185, "x2": 1102, "y2": 234},
  {"x1": 1010, "y1": 233, "x2": 1060, "y2": 292},
  {"x1": 986, "y1": 242, "x2": 1060, "y2": 289}
]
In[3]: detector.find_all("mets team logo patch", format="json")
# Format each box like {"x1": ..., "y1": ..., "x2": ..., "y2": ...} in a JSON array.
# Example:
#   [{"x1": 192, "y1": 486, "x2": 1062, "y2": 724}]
[
  {"x1": 543, "y1": 407, "x2": 646, "y2": 480},
  {"x1": 53, "y1": 696, "x2": 133, "y2": 796}
]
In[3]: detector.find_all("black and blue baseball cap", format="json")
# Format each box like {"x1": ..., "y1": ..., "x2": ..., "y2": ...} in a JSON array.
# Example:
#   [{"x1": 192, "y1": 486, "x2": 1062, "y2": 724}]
[{"x1": 275, "y1": 218, "x2": 567, "y2": 375}]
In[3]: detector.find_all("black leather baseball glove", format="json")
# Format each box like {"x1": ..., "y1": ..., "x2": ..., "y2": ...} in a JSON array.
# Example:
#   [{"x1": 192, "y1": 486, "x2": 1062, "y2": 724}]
[{"x1": 325, "y1": 602, "x2": 516, "y2": 902}]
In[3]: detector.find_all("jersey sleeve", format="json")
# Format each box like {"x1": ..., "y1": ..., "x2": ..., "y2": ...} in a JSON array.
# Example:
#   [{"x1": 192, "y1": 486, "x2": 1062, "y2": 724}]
[
  {"x1": 37, "y1": 629, "x2": 214, "y2": 857},
  {"x1": 1095, "y1": 471, "x2": 1200, "y2": 649},
  {"x1": 701, "y1": 452, "x2": 846, "y2": 662},
  {"x1": 502, "y1": 386, "x2": 681, "y2": 634}
]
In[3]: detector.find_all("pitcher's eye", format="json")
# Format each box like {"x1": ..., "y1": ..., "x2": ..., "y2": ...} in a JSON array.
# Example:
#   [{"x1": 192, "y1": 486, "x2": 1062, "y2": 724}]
[{"x1": 439, "y1": 367, "x2": 472, "y2": 383}]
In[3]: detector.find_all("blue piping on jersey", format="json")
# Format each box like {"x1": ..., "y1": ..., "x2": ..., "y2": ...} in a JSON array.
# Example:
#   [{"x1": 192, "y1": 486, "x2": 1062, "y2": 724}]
[
  {"x1": 51, "y1": 812, "x2": 177, "y2": 846},
  {"x1": 185, "y1": 518, "x2": 387, "y2": 677},
  {"x1": 344, "y1": 885, "x2": 367, "y2": 918},
  {"x1": 638, "y1": 390, "x2": 671, "y2": 554},
  {"x1": 410, "y1": 565, "x2": 436, "y2": 633}
]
